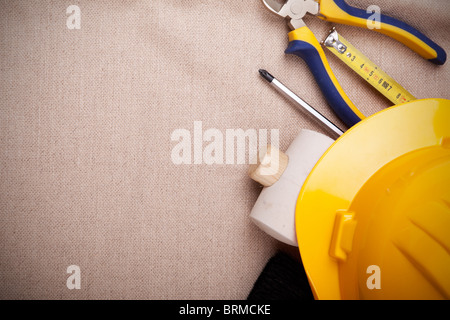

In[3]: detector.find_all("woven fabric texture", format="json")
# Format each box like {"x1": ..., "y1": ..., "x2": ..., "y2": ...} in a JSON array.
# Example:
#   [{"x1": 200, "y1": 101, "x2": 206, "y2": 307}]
[{"x1": 1, "y1": 0, "x2": 449, "y2": 299}]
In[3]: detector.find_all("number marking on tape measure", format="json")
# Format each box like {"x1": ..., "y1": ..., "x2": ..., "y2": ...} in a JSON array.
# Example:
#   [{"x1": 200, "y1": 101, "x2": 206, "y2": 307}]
[{"x1": 323, "y1": 28, "x2": 416, "y2": 105}]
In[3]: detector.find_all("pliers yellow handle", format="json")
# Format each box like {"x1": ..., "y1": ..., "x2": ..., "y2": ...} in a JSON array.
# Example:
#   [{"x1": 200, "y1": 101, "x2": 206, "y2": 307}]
[
  {"x1": 262, "y1": 0, "x2": 446, "y2": 127},
  {"x1": 318, "y1": 0, "x2": 446, "y2": 65}
]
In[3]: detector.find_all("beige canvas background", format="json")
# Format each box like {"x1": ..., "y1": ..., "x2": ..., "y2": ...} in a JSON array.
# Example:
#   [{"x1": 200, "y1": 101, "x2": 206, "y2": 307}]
[{"x1": 1, "y1": 0, "x2": 449, "y2": 299}]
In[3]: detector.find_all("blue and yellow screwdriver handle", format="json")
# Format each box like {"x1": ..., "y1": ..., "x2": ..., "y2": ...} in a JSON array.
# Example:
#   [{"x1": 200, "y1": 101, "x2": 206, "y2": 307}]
[{"x1": 285, "y1": 0, "x2": 447, "y2": 127}]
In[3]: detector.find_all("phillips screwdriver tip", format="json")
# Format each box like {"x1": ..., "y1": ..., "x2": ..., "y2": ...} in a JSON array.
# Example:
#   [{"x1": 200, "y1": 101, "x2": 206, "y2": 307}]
[
  {"x1": 259, "y1": 69, "x2": 274, "y2": 83},
  {"x1": 258, "y1": 69, "x2": 344, "y2": 137}
]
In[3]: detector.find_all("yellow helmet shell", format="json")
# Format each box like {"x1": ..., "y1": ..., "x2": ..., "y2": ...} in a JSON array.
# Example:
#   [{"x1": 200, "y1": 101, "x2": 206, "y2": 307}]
[{"x1": 295, "y1": 99, "x2": 450, "y2": 300}]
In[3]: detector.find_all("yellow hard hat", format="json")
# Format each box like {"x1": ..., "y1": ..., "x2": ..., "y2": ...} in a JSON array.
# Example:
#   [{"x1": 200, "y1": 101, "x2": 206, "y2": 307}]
[{"x1": 295, "y1": 98, "x2": 450, "y2": 300}]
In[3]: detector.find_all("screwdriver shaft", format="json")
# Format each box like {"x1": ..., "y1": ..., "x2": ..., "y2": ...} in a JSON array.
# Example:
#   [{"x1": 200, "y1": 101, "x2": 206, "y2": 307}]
[{"x1": 259, "y1": 69, "x2": 344, "y2": 137}]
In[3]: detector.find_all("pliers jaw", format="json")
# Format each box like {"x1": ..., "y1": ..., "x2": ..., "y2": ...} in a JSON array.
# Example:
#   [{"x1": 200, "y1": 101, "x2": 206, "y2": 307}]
[{"x1": 261, "y1": 0, "x2": 319, "y2": 30}]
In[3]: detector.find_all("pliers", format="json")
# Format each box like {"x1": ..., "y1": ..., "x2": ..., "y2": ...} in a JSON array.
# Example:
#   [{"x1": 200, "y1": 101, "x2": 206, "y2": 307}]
[{"x1": 262, "y1": 0, "x2": 447, "y2": 127}]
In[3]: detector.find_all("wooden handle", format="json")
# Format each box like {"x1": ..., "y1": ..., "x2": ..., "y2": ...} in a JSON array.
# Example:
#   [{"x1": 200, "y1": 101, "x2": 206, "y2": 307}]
[{"x1": 248, "y1": 145, "x2": 289, "y2": 187}]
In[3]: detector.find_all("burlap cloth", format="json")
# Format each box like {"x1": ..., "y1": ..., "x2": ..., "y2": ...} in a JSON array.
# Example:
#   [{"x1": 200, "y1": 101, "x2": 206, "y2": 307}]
[{"x1": 1, "y1": 0, "x2": 449, "y2": 299}]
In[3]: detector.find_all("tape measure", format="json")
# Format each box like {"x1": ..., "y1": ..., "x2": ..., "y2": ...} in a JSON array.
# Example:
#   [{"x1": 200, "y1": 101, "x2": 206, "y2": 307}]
[{"x1": 323, "y1": 28, "x2": 416, "y2": 105}]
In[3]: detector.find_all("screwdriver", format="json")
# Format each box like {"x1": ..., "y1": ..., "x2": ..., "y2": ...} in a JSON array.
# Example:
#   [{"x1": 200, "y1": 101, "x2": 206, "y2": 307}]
[{"x1": 259, "y1": 69, "x2": 344, "y2": 137}]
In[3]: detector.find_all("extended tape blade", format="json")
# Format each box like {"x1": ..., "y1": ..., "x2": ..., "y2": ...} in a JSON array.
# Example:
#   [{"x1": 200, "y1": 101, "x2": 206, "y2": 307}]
[{"x1": 323, "y1": 28, "x2": 416, "y2": 105}]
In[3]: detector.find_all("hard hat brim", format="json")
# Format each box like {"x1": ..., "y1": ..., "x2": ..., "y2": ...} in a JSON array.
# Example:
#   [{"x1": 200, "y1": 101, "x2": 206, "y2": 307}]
[{"x1": 295, "y1": 98, "x2": 450, "y2": 300}]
